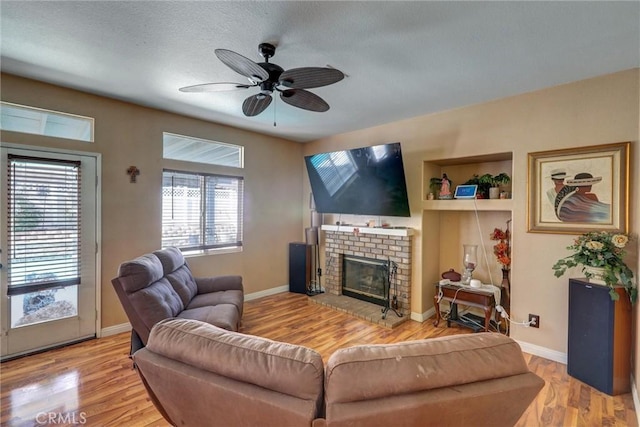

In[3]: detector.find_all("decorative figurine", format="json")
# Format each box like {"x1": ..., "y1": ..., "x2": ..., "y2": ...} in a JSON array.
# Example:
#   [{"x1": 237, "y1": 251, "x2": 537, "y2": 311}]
[{"x1": 439, "y1": 173, "x2": 452, "y2": 199}]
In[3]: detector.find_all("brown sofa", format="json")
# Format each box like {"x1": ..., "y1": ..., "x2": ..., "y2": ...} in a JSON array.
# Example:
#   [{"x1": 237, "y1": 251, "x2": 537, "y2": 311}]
[
  {"x1": 111, "y1": 247, "x2": 243, "y2": 352},
  {"x1": 133, "y1": 318, "x2": 544, "y2": 427}
]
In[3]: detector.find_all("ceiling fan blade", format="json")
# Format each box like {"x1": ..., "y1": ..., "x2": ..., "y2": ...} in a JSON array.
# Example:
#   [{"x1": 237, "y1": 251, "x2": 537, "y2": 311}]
[
  {"x1": 279, "y1": 67, "x2": 344, "y2": 89},
  {"x1": 280, "y1": 89, "x2": 329, "y2": 112},
  {"x1": 179, "y1": 82, "x2": 254, "y2": 92},
  {"x1": 215, "y1": 49, "x2": 269, "y2": 81},
  {"x1": 242, "y1": 94, "x2": 272, "y2": 116}
]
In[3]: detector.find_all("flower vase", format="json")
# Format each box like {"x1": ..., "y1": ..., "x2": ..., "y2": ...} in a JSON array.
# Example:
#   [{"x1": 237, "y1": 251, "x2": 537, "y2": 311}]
[
  {"x1": 584, "y1": 266, "x2": 607, "y2": 285},
  {"x1": 500, "y1": 268, "x2": 511, "y2": 307},
  {"x1": 501, "y1": 268, "x2": 510, "y2": 289}
]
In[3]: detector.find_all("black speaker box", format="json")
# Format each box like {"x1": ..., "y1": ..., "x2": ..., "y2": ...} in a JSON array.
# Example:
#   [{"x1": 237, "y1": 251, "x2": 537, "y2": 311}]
[
  {"x1": 568, "y1": 278, "x2": 631, "y2": 395},
  {"x1": 289, "y1": 242, "x2": 311, "y2": 294}
]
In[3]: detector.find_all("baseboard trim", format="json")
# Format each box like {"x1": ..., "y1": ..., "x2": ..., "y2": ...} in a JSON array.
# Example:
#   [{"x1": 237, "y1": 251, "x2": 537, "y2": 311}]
[
  {"x1": 245, "y1": 285, "x2": 289, "y2": 301},
  {"x1": 101, "y1": 323, "x2": 131, "y2": 337},
  {"x1": 411, "y1": 307, "x2": 435, "y2": 323},
  {"x1": 515, "y1": 339, "x2": 567, "y2": 364}
]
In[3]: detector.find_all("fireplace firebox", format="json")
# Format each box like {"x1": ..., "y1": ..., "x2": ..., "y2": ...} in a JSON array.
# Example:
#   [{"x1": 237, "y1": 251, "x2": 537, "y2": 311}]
[{"x1": 342, "y1": 255, "x2": 389, "y2": 306}]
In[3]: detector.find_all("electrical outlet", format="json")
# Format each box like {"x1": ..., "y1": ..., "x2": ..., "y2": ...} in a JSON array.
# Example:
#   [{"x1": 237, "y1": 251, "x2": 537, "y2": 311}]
[{"x1": 528, "y1": 314, "x2": 540, "y2": 328}]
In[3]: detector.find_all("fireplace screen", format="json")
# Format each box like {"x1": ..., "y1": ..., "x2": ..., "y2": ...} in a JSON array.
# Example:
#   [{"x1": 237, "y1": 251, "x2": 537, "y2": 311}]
[{"x1": 342, "y1": 255, "x2": 389, "y2": 306}]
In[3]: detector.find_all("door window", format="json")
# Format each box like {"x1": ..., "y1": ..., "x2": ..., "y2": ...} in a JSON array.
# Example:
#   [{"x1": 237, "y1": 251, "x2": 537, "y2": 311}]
[{"x1": 6, "y1": 155, "x2": 81, "y2": 328}]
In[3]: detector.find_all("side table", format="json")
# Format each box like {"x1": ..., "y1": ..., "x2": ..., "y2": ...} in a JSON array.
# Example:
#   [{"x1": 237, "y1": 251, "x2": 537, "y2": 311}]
[{"x1": 433, "y1": 283, "x2": 497, "y2": 332}]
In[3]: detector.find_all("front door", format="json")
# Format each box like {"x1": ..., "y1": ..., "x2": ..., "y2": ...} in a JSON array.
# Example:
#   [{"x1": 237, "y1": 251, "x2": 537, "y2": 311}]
[{"x1": 0, "y1": 147, "x2": 98, "y2": 360}]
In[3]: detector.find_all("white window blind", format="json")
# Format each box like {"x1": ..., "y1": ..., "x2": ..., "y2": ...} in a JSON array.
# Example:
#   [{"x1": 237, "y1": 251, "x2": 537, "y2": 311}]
[
  {"x1": 7, "y1": 155, "x2": 81, "y2": 296},
  {"x1": 162, "y1": 170, "x2": 244, "y2": 251}
]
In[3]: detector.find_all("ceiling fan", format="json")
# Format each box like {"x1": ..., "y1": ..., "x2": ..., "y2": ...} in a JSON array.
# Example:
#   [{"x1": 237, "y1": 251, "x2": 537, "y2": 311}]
[{"x1": 179, "y1": 43, "x2": 344, "y2": 117}]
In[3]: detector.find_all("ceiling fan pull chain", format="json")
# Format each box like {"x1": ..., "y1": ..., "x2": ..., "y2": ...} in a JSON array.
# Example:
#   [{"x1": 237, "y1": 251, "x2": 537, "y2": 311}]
[{"x1": 273, "y1": 96, "x2": 277, "y2": 127}]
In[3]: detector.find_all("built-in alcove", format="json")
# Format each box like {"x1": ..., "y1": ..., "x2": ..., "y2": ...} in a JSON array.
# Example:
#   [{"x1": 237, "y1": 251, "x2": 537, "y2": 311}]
[{"x1": 422, "y1": 152, "x2": 514, "y2": 321}]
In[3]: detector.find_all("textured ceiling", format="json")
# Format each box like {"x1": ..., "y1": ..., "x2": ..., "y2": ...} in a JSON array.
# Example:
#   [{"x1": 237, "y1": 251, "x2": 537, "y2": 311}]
[{"x1": 1, "y1": 1, "x2": 639, "y2": 142}]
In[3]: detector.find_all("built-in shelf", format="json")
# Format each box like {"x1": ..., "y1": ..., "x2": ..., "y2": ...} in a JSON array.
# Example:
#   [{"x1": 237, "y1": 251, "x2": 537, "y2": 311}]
[
  {"x1": 321, "y1": 224, "x2": 414, "y2": 237},
  {"x1": 422, "y1": 199, "x2": 513, "y2": 211},
  {"x1": 423, "y1": 152, "x2": 513, "y2": 206}
]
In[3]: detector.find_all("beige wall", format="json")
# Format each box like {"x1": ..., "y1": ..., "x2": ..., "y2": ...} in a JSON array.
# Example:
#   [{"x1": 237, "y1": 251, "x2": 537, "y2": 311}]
[
  {"x1": 1, "y1": 73, "x2": 305, "y2": 329},
  {"x1": 304, "y1": 69, "x2": 639, "y2": 357},
  {"x1": 2, "y1": 70, "x2": 638, "y2": 380}
]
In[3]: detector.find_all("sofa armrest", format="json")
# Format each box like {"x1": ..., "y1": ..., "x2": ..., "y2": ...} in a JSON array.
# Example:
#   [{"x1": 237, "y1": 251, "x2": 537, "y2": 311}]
[{"x1": 195, "y1": 275, "x2": 243, "y2": 294}]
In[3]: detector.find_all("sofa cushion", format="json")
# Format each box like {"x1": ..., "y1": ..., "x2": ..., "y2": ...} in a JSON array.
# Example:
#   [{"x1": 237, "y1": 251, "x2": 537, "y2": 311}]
[
  {"x1": 146, "y1": 318, "x2": 324, "y2": 401},
  {"x1": 323, "y1": 372, "x2": 544, "y2": 427},
  {"x1": 153, "y1": 247, "x2": 186, "y2": 275},
  {"x1": 117, "y1": 253, "x2": 164, "y2": 293},
  {"x1": 165, "y1": 266, "x2": 198, "y2": 307},
  {"x1": 178, "y1": 304, "x2": 240, "y2": 332},
  {"x1": 128, "y1": 278, "x2": 184, "y2": 331},
  {"x1": 325, "y1": 332, "x2": 530, "y2": 403},
  {"x1": 188, "y1": 289, "x2": 243, "y2": 315}
]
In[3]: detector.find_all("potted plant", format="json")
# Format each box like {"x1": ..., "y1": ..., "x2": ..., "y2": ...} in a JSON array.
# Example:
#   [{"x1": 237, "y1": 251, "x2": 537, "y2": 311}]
[
  {"x1": 428, "y1": 177, "x2": 442, "y2": 199},
  {"x1": 478, "y1": 174, "x2": 494, "y2": 199},
  {"x1": 552, "y1": 231, "x2": 637, "y2": 303},
  {"x1": 492, "y1": 172, "x2": 511, "y2": 187},
  {"x1": 489, "y1": 172, "x2": 511, "y2": 199},
  {"x1": 462, "y1": 173, "x2": 511, "y2": 199},
  {"x1": 462, "y1": 174, "x2": 490, "y2": 198}
]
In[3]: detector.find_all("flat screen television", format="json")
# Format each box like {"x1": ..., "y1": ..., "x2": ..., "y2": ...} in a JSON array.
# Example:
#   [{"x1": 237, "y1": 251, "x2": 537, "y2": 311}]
[{"x1": 304, "y1": 142, "x2": 411, "y2": 217}]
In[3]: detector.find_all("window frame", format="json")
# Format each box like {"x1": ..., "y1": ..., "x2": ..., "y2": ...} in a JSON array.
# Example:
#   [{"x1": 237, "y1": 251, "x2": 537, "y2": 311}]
[
  {"x1": 0, "y1": 101, "x2": 94, "y2": 142},
  {"x1": 162, "y1": 132, "x2": 244, "y2": 168},
  {"x1": 161, "y1": 169, "x2": 244, "y2": 254}
]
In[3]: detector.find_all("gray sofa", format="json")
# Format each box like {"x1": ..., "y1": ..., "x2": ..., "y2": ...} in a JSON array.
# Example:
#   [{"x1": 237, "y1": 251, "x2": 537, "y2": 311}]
[
  {"x1": 133, "y1": 318, "x2": 544, "y2": 427},
  {"x1": 111, "y1": 247, "x2": 243, "y2": 352}
]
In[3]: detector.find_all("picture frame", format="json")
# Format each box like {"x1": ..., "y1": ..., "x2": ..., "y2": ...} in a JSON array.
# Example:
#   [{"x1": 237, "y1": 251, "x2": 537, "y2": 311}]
[{"x1": 527, "y1": 142, "x2": 629, "y2": 234}]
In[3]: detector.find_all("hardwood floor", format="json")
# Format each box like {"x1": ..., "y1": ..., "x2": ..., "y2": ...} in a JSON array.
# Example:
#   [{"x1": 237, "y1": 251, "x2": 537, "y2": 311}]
[{"x1": 1, "y1": 292, "x2": 637, "y2": 426}]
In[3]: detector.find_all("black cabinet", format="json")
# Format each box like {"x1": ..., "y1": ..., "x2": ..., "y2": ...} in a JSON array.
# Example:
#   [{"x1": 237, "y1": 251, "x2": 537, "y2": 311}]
[
  {"x1": 289, "y1": 242, "x2": 311, "y2": 294},
  {"x1": 567, "y1": 279, "x2": 631, "y2": 395}
]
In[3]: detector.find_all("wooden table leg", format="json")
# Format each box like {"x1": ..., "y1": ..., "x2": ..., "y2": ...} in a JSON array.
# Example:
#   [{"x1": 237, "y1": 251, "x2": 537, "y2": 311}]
[
  {"x1": 433, "y1": 295, "x2": 441, "y2": 326},
  {"x1": 483, "y1": 306, "x2": 492, "y2": 332}
]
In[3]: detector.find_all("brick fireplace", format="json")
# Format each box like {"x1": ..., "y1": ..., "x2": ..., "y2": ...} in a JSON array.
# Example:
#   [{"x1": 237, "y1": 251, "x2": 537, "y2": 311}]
[{"x1": 320, "y1": 225, "x2": 413, "y2": 319}]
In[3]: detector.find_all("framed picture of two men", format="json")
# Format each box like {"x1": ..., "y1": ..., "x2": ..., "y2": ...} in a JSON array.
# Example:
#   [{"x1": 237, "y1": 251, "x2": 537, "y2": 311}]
[{"x1": 527, "y1": 142, "x2": 629, "y2": 234}]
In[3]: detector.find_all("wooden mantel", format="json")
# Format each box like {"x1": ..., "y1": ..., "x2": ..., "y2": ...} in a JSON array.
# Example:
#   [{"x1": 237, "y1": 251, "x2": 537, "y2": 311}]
[{"x1": 321, "y1": 224, "x2": 414, "y2": 237}]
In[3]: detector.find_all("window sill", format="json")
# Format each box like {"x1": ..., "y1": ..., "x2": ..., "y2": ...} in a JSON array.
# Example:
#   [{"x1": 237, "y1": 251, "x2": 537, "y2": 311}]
[{"x1": 182, "y1": 247, "x2": 243, "y2": 258}]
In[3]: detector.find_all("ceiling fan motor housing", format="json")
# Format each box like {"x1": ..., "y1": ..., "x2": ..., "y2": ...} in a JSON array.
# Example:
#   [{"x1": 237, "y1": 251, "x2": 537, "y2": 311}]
[
  {"x1": 258, "y1": 42, "x2": 277, "y2": 60},
  {"x1": 258, "y1": 62, "x2": 284, "y2": 94}
]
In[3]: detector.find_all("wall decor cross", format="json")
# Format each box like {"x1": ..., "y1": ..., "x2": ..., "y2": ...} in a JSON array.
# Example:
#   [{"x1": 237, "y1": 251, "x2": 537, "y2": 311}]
[{"x1": 127, "y1": 166, "x2": 140, "y2": 183}]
